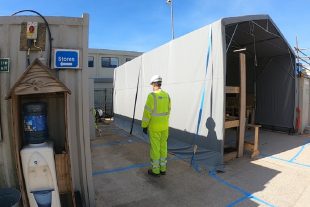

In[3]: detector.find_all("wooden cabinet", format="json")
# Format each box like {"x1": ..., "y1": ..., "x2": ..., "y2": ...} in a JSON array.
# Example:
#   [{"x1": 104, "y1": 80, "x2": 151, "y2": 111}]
[{"x1": 6, "y1": 59, "x2": 76, "y2": 207}]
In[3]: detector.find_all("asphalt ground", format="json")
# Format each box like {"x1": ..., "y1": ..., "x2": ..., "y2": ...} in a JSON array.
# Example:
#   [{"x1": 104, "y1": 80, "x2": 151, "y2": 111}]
[{"x1": 91, "y1": 123, "x2": 310, "y2": 207}]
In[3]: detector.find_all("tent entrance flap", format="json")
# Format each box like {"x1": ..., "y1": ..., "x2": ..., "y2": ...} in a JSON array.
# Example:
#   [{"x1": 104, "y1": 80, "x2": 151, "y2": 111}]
[{"x1": 224, "y1": 18, "x2": 295, "y2": 133}]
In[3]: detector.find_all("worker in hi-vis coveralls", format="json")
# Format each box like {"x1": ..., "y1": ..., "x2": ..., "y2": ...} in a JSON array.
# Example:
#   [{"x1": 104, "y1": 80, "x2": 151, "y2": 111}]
[{"x1": 142, "y1": 75, "x2": 171, "y2": 177}]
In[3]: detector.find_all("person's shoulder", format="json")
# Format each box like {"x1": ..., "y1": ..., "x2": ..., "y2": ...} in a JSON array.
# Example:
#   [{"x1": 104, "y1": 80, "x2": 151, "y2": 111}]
[
  {"x1": 147, "y1": 92, "x2": 155, "y2": 98},
  {"x1": 162, "y1": 90, "x2": 170, "y2": 96}
]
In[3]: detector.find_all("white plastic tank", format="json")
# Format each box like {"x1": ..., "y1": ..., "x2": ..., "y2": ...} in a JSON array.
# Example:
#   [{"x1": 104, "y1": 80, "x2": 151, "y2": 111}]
[{"x1": 20, "y1": 142, "x2": 61, "y2": 207}]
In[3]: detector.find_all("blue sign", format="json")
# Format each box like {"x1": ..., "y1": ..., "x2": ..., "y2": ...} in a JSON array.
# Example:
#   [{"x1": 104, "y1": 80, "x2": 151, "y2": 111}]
[{"x1": 54, "y1": 49, "x2": 80, "y2": 69}]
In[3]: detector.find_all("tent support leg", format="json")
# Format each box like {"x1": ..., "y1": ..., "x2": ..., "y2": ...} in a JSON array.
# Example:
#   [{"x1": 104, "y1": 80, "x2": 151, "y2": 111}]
[{"x1": 238, "y1": 52, "x2": 246, "y2": 157}]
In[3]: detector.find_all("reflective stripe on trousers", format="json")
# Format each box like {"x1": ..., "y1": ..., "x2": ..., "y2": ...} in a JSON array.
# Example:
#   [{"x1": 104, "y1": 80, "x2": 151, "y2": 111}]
[
  {"x1": 151, "y1": 159, "x2": 160, "y2": 172},
  {"x1": 160, "y1": 157, "x2": 167, "y2": 166},
  {"x1": 160, "y1": 157, "x2": 167, "y2": 172}
]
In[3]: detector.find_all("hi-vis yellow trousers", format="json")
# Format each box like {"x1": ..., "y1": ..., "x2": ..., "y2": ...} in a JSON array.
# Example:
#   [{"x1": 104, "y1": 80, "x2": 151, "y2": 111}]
[{"x1": 149, "y1": 129, "x2": 169, "y2": 174}]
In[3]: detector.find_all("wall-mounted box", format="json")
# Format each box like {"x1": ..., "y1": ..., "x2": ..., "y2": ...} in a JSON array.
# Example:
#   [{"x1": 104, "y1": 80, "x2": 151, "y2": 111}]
[
  {"x1": 26, "y1": 22, "x2": 38, "y2": 40},
  {"x1": 20, "y1": 22, "x2": 46, "y2": 51}
]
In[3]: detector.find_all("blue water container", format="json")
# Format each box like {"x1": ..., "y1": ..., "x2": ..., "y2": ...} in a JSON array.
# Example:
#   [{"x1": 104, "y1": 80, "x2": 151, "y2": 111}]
[
  {"x1": 23, "y1": 102, "x2": 48, "y2": 144},
  {"x1": 0, "y1": 188, "x2": 21, "y2": 207}
]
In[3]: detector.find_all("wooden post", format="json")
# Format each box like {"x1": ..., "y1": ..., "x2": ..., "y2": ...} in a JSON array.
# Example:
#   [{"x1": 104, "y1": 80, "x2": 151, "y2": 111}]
[
  {"x1": 64, "y1": 93, "x2": 76, "y2": 207},
  {"x1": 238, "y1": 53, "x2": 246, "y2": 157},
  {"x1": 252, "y1": 126, "x2": 260, "y2": 158},
  {"x1": 11, "y1": 96, "x2": 29, "y2": 207}
]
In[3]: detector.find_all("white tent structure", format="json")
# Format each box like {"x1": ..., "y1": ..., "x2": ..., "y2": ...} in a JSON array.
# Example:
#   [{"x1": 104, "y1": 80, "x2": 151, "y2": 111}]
[{"x1": 113, "y1": 15, "x2": 296, "y2": 170}]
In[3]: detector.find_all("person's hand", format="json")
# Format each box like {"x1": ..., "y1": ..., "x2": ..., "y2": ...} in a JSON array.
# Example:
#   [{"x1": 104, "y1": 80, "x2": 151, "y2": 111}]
[{"x1": 142, "y1": 127, "x2": 148, "y2": 135}]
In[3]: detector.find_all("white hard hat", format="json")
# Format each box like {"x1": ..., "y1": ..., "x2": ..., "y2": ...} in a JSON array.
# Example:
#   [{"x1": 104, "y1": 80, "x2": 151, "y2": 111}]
[{"x1": 150, "y1": 75, "x2": 162, "y2": 84}]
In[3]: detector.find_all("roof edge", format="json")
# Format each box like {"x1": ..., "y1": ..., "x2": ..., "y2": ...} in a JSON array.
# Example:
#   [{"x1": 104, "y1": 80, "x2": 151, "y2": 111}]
[
  {"x1": 221, "y1": 14, "x2": 270, "y2": 26},
  {"x1": 221, "y1": 14, "x2": 295, "y2": 56},
  {"x1": 6, "y1": 58, "x2": 71, "y2": 99}
]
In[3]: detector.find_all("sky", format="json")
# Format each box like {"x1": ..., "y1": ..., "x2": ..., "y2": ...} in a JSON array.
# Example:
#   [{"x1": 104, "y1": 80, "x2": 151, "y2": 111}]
[{"x1": 0, "y1": 0, "x2": 310, "y2": 52}]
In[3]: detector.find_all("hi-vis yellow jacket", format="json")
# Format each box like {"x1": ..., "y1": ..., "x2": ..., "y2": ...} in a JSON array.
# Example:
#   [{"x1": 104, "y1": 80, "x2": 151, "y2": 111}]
[{"x1": 141, "y1": 89, "x2": 171, "y2": 132}]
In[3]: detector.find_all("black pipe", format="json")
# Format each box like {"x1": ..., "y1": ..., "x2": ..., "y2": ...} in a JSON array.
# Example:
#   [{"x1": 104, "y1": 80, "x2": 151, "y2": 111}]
[
  {"x1": 12, "y1": 10, "x2": 53, "y2": 67},
  {"x1": 104, "y1": 88, "x2": 107, "y2": 117},
  {"x1": 27, "y1": 54, "x2": 30, "y2": 66},
  {"x1": 130, "y1": 69, "x2": 141, "y2": 135}
]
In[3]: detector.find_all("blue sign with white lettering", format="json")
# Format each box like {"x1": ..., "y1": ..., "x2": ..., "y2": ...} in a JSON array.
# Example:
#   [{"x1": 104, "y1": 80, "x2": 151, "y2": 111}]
[{"x1": 54, "y1": 49, "x2": 80, "y2": 69}]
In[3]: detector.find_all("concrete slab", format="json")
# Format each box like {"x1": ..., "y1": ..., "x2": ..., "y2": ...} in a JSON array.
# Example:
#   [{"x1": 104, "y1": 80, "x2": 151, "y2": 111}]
[
  {"x1": 91, "y1": 124, "x2": 310, "y2": 207},
  {"x1": 294, "y1": 185, "x2": 310, "y2": 207}
]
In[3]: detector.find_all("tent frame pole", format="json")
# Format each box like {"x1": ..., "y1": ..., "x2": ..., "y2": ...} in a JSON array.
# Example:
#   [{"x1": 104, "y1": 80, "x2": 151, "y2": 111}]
[{"x1": 238, "y1": 52, "x2": 246, "y2": 157}]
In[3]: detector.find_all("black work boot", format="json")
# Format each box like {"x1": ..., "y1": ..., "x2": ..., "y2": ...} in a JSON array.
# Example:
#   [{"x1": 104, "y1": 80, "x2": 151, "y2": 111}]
[{"x1": 148, "y1": 169, "x2": 160, "y2": 177}]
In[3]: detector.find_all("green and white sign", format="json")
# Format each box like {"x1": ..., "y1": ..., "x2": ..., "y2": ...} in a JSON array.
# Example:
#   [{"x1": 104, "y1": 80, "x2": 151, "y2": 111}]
[{"x1": 0, "y1": 58, "x2": 10, "y2": 72}]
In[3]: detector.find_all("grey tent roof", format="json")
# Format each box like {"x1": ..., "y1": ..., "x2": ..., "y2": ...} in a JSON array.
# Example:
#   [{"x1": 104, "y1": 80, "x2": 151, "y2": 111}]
[{"x1": 222, "y1": 15, "x2": 295, "y2": 58}]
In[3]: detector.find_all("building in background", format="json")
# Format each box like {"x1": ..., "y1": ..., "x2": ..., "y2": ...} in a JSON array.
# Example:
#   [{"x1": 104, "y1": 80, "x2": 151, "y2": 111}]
[{"x1": 88, "y1": 49, "x2": 142, "y2": 117}]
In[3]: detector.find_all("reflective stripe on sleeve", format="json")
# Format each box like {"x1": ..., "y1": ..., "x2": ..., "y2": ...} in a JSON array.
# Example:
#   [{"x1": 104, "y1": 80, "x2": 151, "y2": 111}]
[
  {"x1": 142, "y1": 117, "x2": 150, "y2": 122},
  {"x1": 151, "y1": 112, "x2": 170, "y2": 117},
  {"x1": 144, "y1": 105, "x2": 153, "y2": 113}
]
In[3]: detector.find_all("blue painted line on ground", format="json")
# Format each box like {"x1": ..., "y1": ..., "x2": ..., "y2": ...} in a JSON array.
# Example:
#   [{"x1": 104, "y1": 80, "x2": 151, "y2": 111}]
[
  {"x1": 260, "y1": 153, "x2": 310, "y2": 168},
  {"x1": 209, "y1": 171, "x2": 251, "y2": 196},
  {"x1": 288, "y1": 143, "x2": 310, "y2": 162},
  {"x1": 92, "y1": 156, "x2": 183, "y2": 176},
  {"x1": 91, "y1": 139, "x2": 143, "y2": 148},
  {"x1": 226, "y1": 196, "x2": 250, "y2": 207},
  {"x1": 289, "y1": 144, "x2": 307, "y2": 162},
  {"x1": 93, "y1": 162, "x2": 150, "y2": 176},
  {"x1": 209, "y1": 171, "x2": 275, "y2": 207},
  {"x1": 292, "y1": 162, "x2": 310, "y2": 168},
  {"x1": 93, "y1": 150, "x2": 276, "y2": 206},
  {"x1": 193, "y1": 162, "x2": 201, "y2": 173},
  {"x1": 251, "y1": 196, "x2": 276, "y2": 207}
]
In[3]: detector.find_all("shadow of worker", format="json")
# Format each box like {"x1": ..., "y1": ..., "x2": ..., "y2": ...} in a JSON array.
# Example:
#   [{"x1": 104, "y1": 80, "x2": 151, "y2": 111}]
[
  {"x1": 205, "y1": 117, "x2": 220, "y2": 150},
  {"x1": 196, "y1": 117, "x2": 223, "y2": 171}
]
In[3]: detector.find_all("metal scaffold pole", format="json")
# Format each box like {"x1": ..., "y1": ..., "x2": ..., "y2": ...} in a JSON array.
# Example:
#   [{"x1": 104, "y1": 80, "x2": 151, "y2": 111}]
[{"x1": 166, "y1": 0, "x2": 175, "y2": 40}]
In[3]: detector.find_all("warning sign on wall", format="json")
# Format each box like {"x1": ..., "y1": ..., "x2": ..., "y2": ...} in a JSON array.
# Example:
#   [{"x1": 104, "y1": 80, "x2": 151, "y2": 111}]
[{"x1": 0, "y1": 58, "x2": 10, "y2": 72}]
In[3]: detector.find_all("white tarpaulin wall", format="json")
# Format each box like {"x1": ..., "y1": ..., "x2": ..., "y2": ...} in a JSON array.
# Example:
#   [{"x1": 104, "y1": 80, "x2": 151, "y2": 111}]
[
  {"x1": 114, "y1": 15, "x2": 295, "y2": 171},
  {"x1": 114, "y1": 20, "x2": 225, "y2": 171}
]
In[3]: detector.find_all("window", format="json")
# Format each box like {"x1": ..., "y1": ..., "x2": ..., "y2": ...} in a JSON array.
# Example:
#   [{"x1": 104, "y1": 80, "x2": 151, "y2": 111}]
[
  {"x1": 88, "y1": 56, "x2": 94, "y2": 67},
  {"x1": 126, "y1": 58, "x2": 132, "y2": 62},
  {"x1": 101, "y1": 57, "x2": 119, "y2": 68}
]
